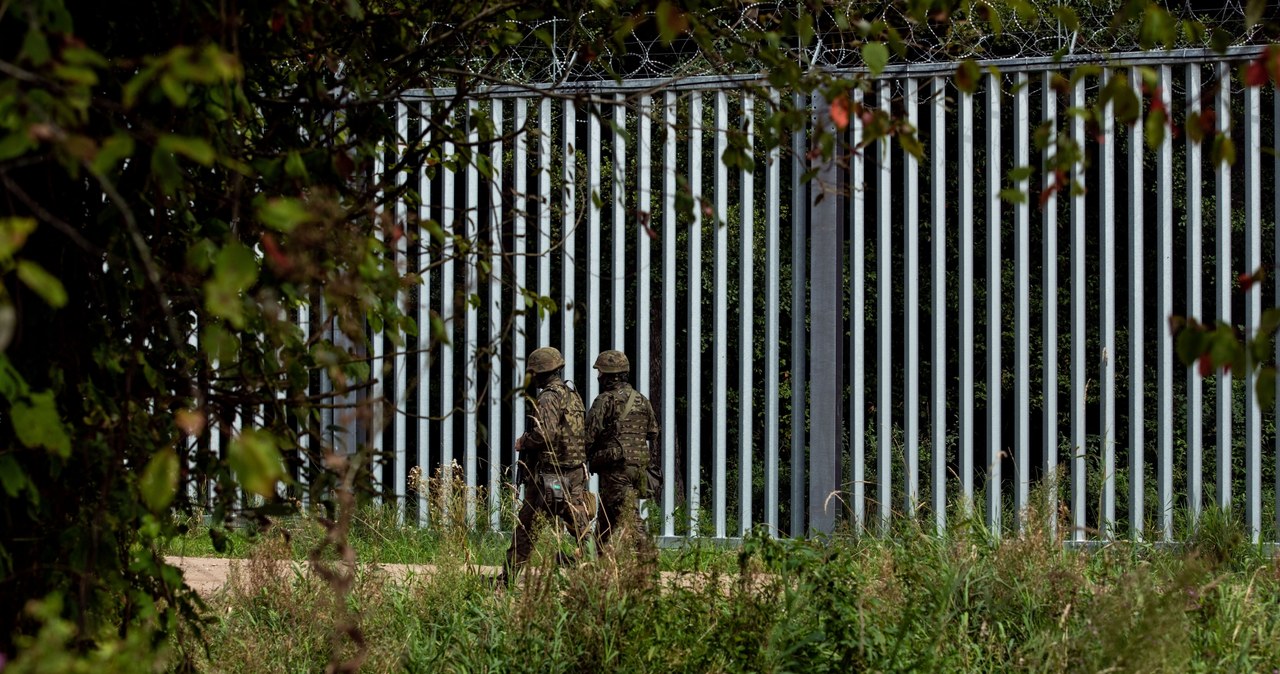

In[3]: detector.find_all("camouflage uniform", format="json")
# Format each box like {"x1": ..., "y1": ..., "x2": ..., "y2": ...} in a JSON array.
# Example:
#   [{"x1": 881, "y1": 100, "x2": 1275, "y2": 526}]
[
  {"x1": 586, "y1": 351, "x2": 659, "y2": 555},
  {"x1": 504, "y1": 348, "x2": 590, "y2": 581}
]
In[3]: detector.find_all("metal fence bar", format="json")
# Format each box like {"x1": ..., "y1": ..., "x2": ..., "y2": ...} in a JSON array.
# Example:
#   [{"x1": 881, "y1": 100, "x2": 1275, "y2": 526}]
[
  {"x1": 1215, "y1": 61, "x2": 1232, "y2": 513},
  {"x1": 1071, "y1": 76, "x2": 1087, "y2": 543},
  {"x1": 662, "y1": 91, "x2": 677, "y2": 537},
  {"x1": 1014, "y1": 72, "x2": 1030, "y2": 531},
  {"x1": 1244, "y1": 83, "x2": 1261, "y2": 543},
  {"x1": 851, "y1": 85, "x2": 867, "y2": 534},
  {"x1": 440, "y1": 105, "x2": 456, "y2": 525},
  {"x1": 562, "y1": 98, "x2": 577, "y2": 410},
  {"x1": 766, "y1": 89, "x2": 781, "y2": 535},
  {"x1": 513, "y1": 98, "x2": 527, "y2": 486},
  {"x1": 904, "y1": 77, "x2": 920, "y2": 517},
  {"x1": 1157, "y1": 66, "x2": 1174, "y2": 542},
  {"x1": 689, "y1": 91, "x2": 704, "y2": 536},
  {"x1": 930, "y1": 77, "x2": 946, "y2": 533},
  {"x1": 464, "y1": 99, "x2": 480, "y2": 526},
  {"x1": 985, "y1": 73, "x2": 1002, "y2": 534},
  {"x1": 959, "y1": 86, "x2": 975, "y2": 513},
  {"x1": 1100, "y1": 69, "x2": 1116, "y2": 538},
  {"x1": 638, "y1": 94, "x2": 653, "y2": 400},
  {"x1": 418, "y1": 104, "x2": 433, "y2": 526},
  {"x1": 395, "y1": 103, "x2": 409, "y2": 516},
  {"x1": 588, "y1": 103, "x2": 602, "y2": 407},
  {"x1": 791, "y1": 91, "x2": 807, "y2": 536},
  {"x1": 1042, "y1": 72, "x2": 1058, "y2": 538},
  {"x1": 613, "y1": 96, "x2": 627, "y2": 353},
  {"x1": 739, "y1": 93, "x2": 755, "y2": 536},
  {"x1": 488, "y1": 99, "x2": 504, "y2": 532},
  {"x1": 538, "y1": 97, "x2": 552, "y2": 347},
  {"x1": 1127, "y1": 67, "x2": 1144, "y2": 540},
  {"x1": 1186, "y1": 64, "x2": 1203, "y2": 527},
  {"x1": 714, "y1": 90, "x2": 729, "y2": 539},
  {"x1": 877, "y1": 79, "x2": 893, "y2": 533},
  {"x1": 372, "y1": 150, "x2": 386, "y2": 501}
]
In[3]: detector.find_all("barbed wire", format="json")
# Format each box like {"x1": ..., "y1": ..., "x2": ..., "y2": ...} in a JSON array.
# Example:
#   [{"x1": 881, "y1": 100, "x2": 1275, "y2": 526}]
[{"x1": 439, "y1": 2, "x2": 1268, "y2": 86}]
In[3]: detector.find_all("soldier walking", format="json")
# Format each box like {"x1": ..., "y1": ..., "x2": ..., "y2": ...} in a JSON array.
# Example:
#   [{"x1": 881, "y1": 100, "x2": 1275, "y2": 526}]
[
  {"x1": 502, "y1": 346, "x2": 591, "y2": 586},
  {"x1": 585, "y1": 350, "x2": 659, "y2": 557}
]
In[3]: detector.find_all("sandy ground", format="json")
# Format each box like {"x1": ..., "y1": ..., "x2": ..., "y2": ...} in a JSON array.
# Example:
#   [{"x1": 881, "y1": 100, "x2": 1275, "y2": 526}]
[
  {"x1": 164, "y1": 556, "x2": 766, "y2": 597},
  {"x1": 164, "y1": 556, "x2": 504, "y2": 597}
]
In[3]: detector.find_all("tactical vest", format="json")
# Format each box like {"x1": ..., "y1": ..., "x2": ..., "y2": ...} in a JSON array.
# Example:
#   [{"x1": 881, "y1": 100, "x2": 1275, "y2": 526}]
[
  {"x1": 539, "y1": 380, "x2": 586, "y2": 467},
  {"x1": 603, "y1": 386, "x2": 653, "y2": 469}
]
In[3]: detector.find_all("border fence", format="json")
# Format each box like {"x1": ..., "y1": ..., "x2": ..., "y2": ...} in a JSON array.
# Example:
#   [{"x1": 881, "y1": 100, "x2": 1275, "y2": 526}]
[{"x1": 211, "y1": 46, "x2": 1280, "y2": 545}]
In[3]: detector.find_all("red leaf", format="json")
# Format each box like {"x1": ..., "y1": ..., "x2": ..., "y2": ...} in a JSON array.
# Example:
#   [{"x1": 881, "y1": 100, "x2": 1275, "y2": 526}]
[
  {"x1": 1245, "y1": 57, "x2": 1268, "y2": 87},
  {"x1": 261, "y1": 233, "x2": 292, "y2": 272},
  {"x1": 830, "y1": 95, "x2": 851, "y2": 131},
  {"x1": 270, "y1": 12, "x2": 286, "y2": 33},
  {"x1": 1239, "y1": 271, "x2": 1255, "y2": 291},
  {"x1": 1199, "y1": 108, "x2": 1217, "y2": 135},
  {"x1": 1198, "y1": 353, "x2": 1214, "y2": 377}
]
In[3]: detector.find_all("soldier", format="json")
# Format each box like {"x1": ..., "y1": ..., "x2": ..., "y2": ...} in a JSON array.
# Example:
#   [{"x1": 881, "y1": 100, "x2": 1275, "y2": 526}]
[
  {"x1": 585, "y1": 349, "x2": 659, "y2": 556},
  {"x1": 502, "y1": 346, "x2": 590, "y2": 586}
]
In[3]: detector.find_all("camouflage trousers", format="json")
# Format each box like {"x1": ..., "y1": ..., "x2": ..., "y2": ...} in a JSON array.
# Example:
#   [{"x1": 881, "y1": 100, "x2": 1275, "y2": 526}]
[
  {"x1": 505, "y1": 463, "x2": 590, "y2": 578},
  {"x1": 594, "y1": 465, "x2": 655, "y2": 558}
]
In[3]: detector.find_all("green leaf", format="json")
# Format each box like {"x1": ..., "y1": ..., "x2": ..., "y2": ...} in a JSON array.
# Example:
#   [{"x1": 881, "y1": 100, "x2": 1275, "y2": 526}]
[
  {"x1": 999, "y1": 188, "x2": 1027, "y2": 204},
  {"x1": 1246, "y1": 0, "x2": 1265, "y2": 29},
  {"x1": 1175, "y1": 325, "x2": 1205, "y2": 366},
  {"x1": 1051, "y1": 5, "x2": 1080, "y2": 31},
  {"x1": 17, "y1": 261, "x2": 68, "y2": 308},
  {"x1": 139, "y1": 447, "x2": 179, "y2": 512},
  {"x1": 955, "y1": 60, "x2": 981, "y2": 94},
  {"x1": 1186, "y1": 112, "x2": 1205, "y2": 144},
  {"x1": 1257, "y1": 367, "x2": 1276, "y2": 411},
  {"x1": 258, "y1": 197, "x2": 311, "y2": 233},
  {"x1": 1212, "y1": 134, "x2": 1236, "y2": 166},
  {"x1": 22, "y1": 28, "x2": 50, "y2": 66},
  {"x1": 284, "y1": 151, "x2": 309, "y2": 180},
  {"x1": 91, "y1": 134, "x2": 135, "y2": 175},
  {"x1": 158, "y1": 135, "x2": 216, "y2": 166},
  {"x1": 13, "y1": 391, "x2": 71, "y2": 457},
  {"x1": 0, "y1": 454, "x2": 30, "y2": 499},
  {"x1": 862, "y1": 43, "x2": 889, "y2": 77},
  {"x1": 0, "y1": 132, "x2": 35, "y2": 163},
  {"x1": 228, "y1": 429, "x2": 286, "y2": 498},
  {"x1": 1100, "y1": 73, "x2": 1140, "y2": 125},
  {"x1": 204, "y1": 242, "x2": 258, "y2": 328},
  {"x1": 1145, "y1": 108, "x2": 1166, "y2": 150},
  {"x1": 1008, "y1": 165, "x2": 1034, "y2": 182},
  {"x1": 0, "y1": 217, "x2": 37, "y2": 260}
]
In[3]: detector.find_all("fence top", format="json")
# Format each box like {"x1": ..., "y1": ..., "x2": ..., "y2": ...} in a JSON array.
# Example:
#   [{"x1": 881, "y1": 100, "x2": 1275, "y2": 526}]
[{"x1": 403, "y1": 45, "x2": 1264, "y2": 101}]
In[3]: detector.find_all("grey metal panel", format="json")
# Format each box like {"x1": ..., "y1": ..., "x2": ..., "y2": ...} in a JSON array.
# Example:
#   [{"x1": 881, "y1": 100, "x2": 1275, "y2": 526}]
[
  {"x1": 1157, "y1": 68, "x2": 1174, "y2": 541},
  {"x1": 1186, "y1": 64, "x2": 1203, "y2": 526},
  {"x1": 405, "y1": 47, "x2": 1265, "y2": 99},
  {"x1": 1127, "y1": 68, "x2": 1144, "y2": 540},
  {"x1": 613, "y1": 95, "x2": 627, "y2": 352},
  {"x1": 930, "y1": 77, "x2": 946, "y2": 533},
  {"x1": 810, "y1": 92, "x2": 842, "y2": 536},
  {"x1": 739, "y1": 93, "x2": 755, "y2": 536},
  {"x1": 959, "y1": 87, "x2": 975, "y2": 513},
  {"x1": 1071, "y1": 77, "x2": 1087, "y2": 543},
  {"x1": 419, "y1": 102, "x2": 433, "y2": 526},
  {"x1": 372, "y1": 150, "x2": 386, "y2": 501},
  {"x1": 790, "y1": 92, "x2": 808, "y2": 536},
  {"x1": 714, "y1": 90, "x2": 729, "y2": 538},
  {"x1": 489, "y1": 99, "x2": 503, "y2": 532},
  {"x1": 877, "y1": 79, "x2": 893, "y2": 532},
  {"x1": 465, "y1": 99, "x2": 480, "y2": 526},
  {"x1": 1041, "y1": 74, "x2": 1058, "y2": 538},
  {"x1": 662, "y1": 91, "x2": 678, "y2": 537},
  {"x1": 766, "y1": 89, "x2": 782, "y2": 535},
  {"x1": 904, "y1": 78, "x2": 920, "y2": 517},
  {"x1": 851, "y1": 85, "x2": 866, "y2": 533},
  {"x1": 689, "y1": 91, "x2": 704, "y2": 535},
  {"x1": 1244, "y1": 84, "x2": 1261, "y2": 542},
  {"x1": 985, "y1": 73, "x2": 1002, "y2": 534},
  {"x1": 1014, "y1": 72, "x2": 1030, "y2": 531},
  {"x1": 1100, "y1": 69, "x2": 1116, "y2": 538},
  {"x1": 1215, "y1": 62, "x2": 1232, "y2": 513}
]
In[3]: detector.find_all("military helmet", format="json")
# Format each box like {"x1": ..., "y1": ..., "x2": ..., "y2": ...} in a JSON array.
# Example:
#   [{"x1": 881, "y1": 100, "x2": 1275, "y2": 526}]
[
  {"x1": 593, "y1": 350, "x2": 630, "y2": 374},
  {"x1": 527, "y1": 346, "x2": 565, "y2": 374}
]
